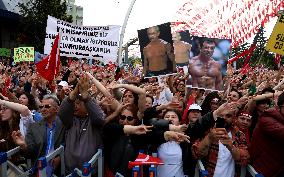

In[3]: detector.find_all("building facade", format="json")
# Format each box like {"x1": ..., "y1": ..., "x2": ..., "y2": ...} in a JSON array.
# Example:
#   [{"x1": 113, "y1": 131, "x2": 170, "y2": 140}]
[{"x1": 66, "y1": 0, "x2": 83, "y2": 26}]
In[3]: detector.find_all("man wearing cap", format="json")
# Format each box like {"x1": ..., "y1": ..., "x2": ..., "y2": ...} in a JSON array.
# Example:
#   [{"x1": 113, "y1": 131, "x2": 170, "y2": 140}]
[
  {"x1": 250, "y1": 92, "x2": 284, "y2": 177},
  {"x1": 57, "y1": 81, "x2": 71, "y2": 102}
]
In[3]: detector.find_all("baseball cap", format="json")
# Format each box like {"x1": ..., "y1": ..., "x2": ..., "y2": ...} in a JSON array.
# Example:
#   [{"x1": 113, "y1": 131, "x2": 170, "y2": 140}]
[
  {"x1": 188, "y1": 104, "x2": 202, "y2": 111},
  {"x1": 58, "y1": 81, "x2": 68, "y2": 87}
]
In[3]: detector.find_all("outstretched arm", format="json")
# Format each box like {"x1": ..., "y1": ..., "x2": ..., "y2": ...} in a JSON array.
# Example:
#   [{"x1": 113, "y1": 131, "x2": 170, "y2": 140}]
[
  {"x1": 0, "y1": 99, "x2": 30, "y2": 117},
  {"x1": 85, "y1": 72, "x2": 119, "y2": 110}
]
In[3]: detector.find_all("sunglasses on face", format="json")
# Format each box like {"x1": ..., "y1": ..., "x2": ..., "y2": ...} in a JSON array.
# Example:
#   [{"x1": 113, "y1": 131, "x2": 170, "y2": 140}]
[
  {"x1": 120, "y1": 115, "x2": 134, "y2": 121},
  {"x1": 39, "y1": 104, "x2": 52, "y2": 109}
]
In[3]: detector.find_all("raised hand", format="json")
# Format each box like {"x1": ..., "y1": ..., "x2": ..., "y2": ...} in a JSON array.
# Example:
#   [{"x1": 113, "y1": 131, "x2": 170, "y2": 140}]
[
  {"x1": 69, "y1": 84, "x2": 79, "y2": 101},
  {"x1": 169, "y1": 124, "x2": 188, "y2": 133},
  {"x1": 164, "y1": 131, "x2": 190, "y2": 143},
  {"x1": 123, "y1": 125, "x2": 153, "y2": 135},
  {"x1": 78, "y1": 74, "x2": 91, "y2": 100},
  {"x1": 116, "y1": 102, "x2": 132, "y2": 113},
  {"x1": 11, "y1": 130, "x2": 26, "y2": 148}
]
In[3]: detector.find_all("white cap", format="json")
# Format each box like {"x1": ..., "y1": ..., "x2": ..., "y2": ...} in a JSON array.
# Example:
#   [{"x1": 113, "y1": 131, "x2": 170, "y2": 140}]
[
  {"x1": 188, "y1": 104, "x2": 202, "y2": 111},
  {"x1": 58, "y1": 81, "x2": 68, "y2": 87}
]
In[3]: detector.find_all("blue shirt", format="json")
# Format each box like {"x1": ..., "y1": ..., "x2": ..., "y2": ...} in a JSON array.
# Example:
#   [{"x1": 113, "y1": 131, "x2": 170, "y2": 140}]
[{"x1": 46, "y1": 122, "x2": 56, "y2": 177}]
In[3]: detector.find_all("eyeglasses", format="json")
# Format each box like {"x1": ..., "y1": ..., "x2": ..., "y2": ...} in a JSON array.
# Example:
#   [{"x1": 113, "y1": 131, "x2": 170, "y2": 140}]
[
  {"x1": 39, "y1": 104, "x2": 52, "y2": 109},
  {"x1": 120, "y1": 115, "x2": 134, "y2": 121}
]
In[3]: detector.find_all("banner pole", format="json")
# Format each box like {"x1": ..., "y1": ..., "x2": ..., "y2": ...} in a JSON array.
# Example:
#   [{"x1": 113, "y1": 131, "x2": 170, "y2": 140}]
[
  {"x1": 117, "y1": 0, "x2": 137, "y2": 65},
  {"x1": 79, "y1": 58, "x2": 82, "y2": 74}
]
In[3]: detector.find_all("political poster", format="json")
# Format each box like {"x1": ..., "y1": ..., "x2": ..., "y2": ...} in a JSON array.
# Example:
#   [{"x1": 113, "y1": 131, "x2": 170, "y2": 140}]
[
  {"x1": 137, "y1": 22, "x2": 176, "y2": 78},
  {"x1": 44, "y1": 16, "x2": 120, "y2": 63},
  {"x1": 266, "y1": 14, "x2": 284, "y2": 55},
  {"x1": 0, "y1": 48, "x2": 11, "y2": 57},
  {"x1": 14, "y1": 47, "x2": 35, "y2": 62},
  {"x1": 184, "y1": 36, "x2": 231, "y2": 91}
]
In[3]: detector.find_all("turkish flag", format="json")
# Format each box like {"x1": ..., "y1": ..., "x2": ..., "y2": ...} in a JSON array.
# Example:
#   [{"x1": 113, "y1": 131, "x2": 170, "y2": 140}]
[
  {"x1": 36, "y1": 33, "x2": 60, "y2": 83},
  {"x1": 128, "y1": 153, "x2": 164, "y2": 169}
]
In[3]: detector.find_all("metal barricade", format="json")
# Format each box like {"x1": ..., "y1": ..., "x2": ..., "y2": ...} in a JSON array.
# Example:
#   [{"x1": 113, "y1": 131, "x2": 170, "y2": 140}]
[
  {"x1": 66, "y1": 149, "x2": 103, "y2": 177},
  {"x1": 115, "y1": 172, "x2": 124, "y2": 177},
  {"x1": 240, "y1": 164, "x2": 264, "y2": 177},
  {"x1": 0, "y1": 146, "x2": 32, "y2": 177},
  {"x1": 194, "y1": 160, "x2": 209, "y2": 177},
  {"x1": 37, "y1": 145, "x2": 65, "y2": 177}
]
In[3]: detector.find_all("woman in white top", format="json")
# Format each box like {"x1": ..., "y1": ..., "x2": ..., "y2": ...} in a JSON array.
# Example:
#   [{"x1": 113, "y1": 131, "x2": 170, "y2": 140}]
[{"x1": 158, "y1": 109, "x2": 185, "y2": 177}]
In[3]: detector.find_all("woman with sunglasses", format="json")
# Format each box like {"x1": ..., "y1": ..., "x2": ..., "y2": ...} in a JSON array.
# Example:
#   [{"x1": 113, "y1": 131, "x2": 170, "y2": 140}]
[
  {"x1": 103, "y1": 102, "x2": 152, "y2": 177},
  {"x1": 103, "y1": 102, "x2": 186, "y2": 177}
]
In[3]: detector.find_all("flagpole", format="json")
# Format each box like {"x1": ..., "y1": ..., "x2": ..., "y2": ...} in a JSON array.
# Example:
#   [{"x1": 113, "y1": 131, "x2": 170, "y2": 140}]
[{"x1": 117, "y1": 0, "x2": 137, "y2": 65}]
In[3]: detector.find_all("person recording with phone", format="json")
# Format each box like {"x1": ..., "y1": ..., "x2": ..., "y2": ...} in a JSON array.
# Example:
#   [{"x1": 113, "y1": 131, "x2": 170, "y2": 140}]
[{"x1": 192, "y1": 108, "x2": 250, "y2": 177}]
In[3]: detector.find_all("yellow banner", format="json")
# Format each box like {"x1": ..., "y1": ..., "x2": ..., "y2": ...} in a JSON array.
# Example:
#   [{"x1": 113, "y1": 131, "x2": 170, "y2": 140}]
[
  {"x1": 266, "y1": 14, "x2": 284, "y2": 55},
  {"x1": 14, "y1": 47, "x2": 34, "y2": 62}
]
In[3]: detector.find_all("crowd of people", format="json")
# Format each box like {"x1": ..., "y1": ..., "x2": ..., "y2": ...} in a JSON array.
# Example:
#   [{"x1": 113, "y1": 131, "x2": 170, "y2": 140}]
[{"x1": 0, "y1": 57, "x2": 283, "y2": 177}]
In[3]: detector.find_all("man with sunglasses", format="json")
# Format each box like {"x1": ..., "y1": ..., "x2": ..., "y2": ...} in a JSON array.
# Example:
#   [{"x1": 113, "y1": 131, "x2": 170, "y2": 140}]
[
  {"x1": 58, "y1": 74, "x2": 105, "y2": 175},
  {"x1": 12, "y1": 94, "x2": 64, "y2": 177}
]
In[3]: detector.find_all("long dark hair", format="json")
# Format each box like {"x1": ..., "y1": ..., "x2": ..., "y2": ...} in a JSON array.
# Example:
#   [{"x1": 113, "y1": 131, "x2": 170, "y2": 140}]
[
  {"x1": 122, "y1": 90, "x2": 139, "y2": 117},
  {"x1": 0, "y1": 109, "x2": 20, "y2": 152},
  {"x1": 21, "y1": 92, "x2": 37, "y2": 110}
]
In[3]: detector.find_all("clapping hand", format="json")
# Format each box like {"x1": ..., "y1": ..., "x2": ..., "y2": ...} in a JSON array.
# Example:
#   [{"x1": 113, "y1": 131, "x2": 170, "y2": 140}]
[{"x1": 78, "y1": 73, "x2": 91, "y2": 100}]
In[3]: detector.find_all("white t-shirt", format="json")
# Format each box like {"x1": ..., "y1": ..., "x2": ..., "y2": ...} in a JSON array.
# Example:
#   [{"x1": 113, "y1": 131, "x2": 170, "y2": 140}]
[
  {"x1": 157, "y1": 141, "x2": 184, "y2": 177},
  {"x1": 19, "y1": 110, "x2": 35, "y2": 137},
  {"x1": 213, "y1": 132, "x2": 235, "y2": 177},
  {"x1": 153, "y1": 87, "x2": 173, "y2": 106}
]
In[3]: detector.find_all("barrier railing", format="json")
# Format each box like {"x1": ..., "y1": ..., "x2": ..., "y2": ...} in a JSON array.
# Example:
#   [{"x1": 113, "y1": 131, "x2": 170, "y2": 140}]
[
  {"x1": 0, "y1": 146, "x2": 32, "y2": 177},
  {"x1": 37, "y1": 145, "x2": 65, "y2": 177},
  {"x1": 194, "y1": 160, "x2": 209, "y2": 177},
  {"x1": 66, "y1": 149, "x2": 103, "y2": 177},
  {"x1": 240, "y1": 164, "x2": 264, "y2": 177},
  {"x1": 0, "y1": 146, "x2": 20, "y2": 177}
]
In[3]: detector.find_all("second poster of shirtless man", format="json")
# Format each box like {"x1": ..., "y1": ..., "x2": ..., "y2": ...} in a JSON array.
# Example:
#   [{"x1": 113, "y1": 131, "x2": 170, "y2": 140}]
[
  {"x1": 173, "y1": 32, "x2": 231, "y2": 91},
  {"x1": 138, "y1": 23, "x2": 176, "y2": 78}
]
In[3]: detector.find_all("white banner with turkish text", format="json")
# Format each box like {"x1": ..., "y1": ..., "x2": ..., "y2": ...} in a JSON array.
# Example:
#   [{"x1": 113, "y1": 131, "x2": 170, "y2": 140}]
[{"x1": 44, "y1": 15, "x2": 120, "y2": 63}]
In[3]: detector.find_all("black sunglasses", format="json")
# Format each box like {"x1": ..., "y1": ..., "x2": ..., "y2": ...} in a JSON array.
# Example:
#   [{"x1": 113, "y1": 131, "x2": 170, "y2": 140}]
[
  {"x1": 120, "y1": 115, "x2": 134, "y2": 121},
  {"x1": 39, "y1": 104, "x2": 52, "y2": 109}
]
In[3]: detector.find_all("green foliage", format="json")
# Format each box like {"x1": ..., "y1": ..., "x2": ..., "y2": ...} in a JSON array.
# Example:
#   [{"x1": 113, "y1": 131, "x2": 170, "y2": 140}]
[
  {"x1": 231, "y1": 42, "x2": 250, "y2": 69},
  {"x1": 18, "y1": 0, "x2": 73, "y2": 53},
  {"x1": 231, "y1": 25, "x2": 276, "y2": 69},
  {"x1": 128, "y1": 56, "x2": 142, "y2": 67}
]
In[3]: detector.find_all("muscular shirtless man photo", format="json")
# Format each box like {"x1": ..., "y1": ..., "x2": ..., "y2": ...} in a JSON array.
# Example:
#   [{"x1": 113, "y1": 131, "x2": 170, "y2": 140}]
[
  {"x1": 188, "y1": 38, "x2": 223, "y2": 91},
  {"x1": 142, "y1": 26, "x2": 175, "y2": 77},
  {"x1": 173, "y1": 31, "x2": 192, "y2": 74}
]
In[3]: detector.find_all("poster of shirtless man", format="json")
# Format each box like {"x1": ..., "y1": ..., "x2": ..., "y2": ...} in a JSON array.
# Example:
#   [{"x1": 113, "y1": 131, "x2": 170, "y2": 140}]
[
  {"x1": 186, "y1": 37, "x2": 231, "y2": 91},
  {"x1": 138, "y1": 23, "x2": 176, "y2": 78}
]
